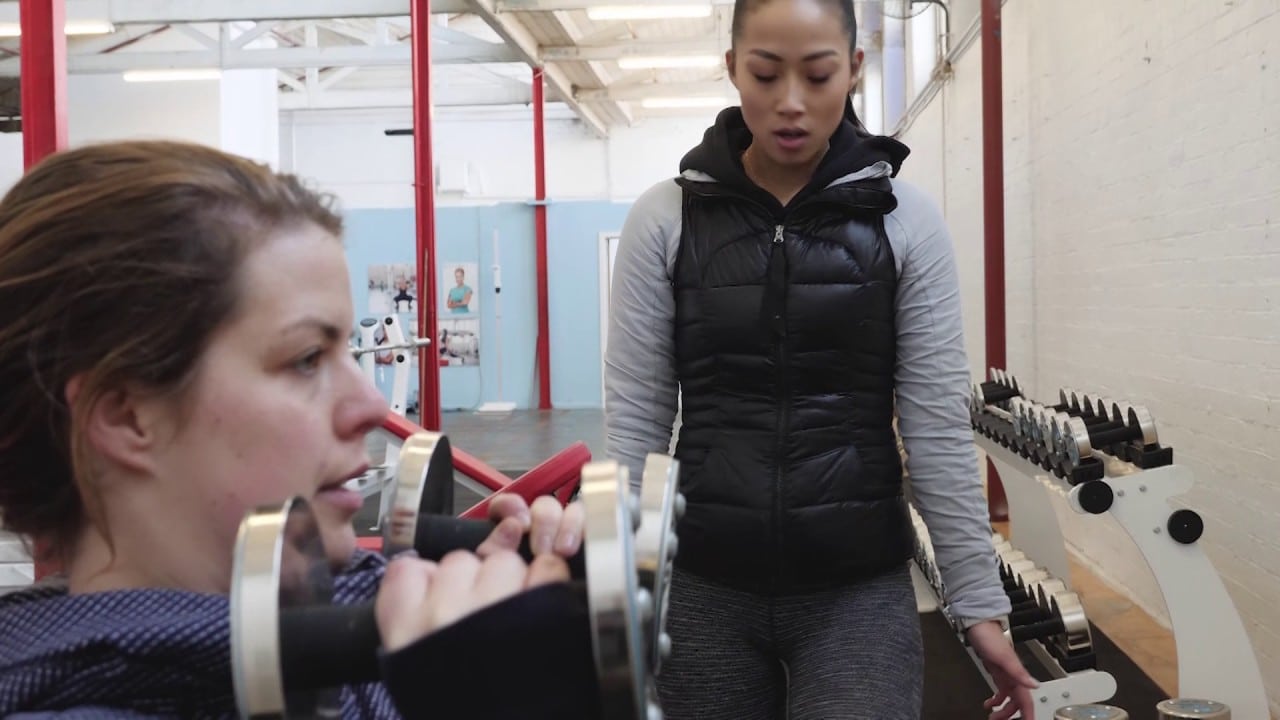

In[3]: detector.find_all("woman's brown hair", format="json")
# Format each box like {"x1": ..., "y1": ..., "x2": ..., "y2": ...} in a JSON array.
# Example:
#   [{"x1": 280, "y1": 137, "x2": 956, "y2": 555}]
[{"x1": 0, "y1": 140, "x2": 343, "y2": 564}]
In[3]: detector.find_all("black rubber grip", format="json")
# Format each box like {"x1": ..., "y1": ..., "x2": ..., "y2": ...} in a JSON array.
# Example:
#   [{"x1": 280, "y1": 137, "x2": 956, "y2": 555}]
[
  {"x1": 1009, "y1": 617, "x2": 1065, "y2": 643},
  {"x1": 412, "y1": 514, "x2": 587, "y2": 579},
  {"x1": 280, "y1": 603, "x2": 381, "y2": 689}
]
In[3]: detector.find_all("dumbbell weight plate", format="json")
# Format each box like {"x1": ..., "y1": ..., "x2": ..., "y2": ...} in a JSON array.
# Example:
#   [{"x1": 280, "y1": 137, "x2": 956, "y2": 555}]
[
  {"x1": 1155, "y1": 698, "x2": 1231, "y2": 719},
  {"x1": 1055, "y1": 705, "x2": 1130, "y2": 719},
  {"x1": 636, "y1": 454, "x2": 683, "y2": 675},
  {"x1": 1110, "y1": 402, "x2": 1160, "y2": 446},
  {"x1": 230, "y1": 497, "x2": 342, "y2": 718},
  {"x1": 381, "y1": 432, "x2": 452, "y2": 556},
  {"x1": 1033, "y1": 578, "x2": 1068, "y2": 612},
  {"x1": 1048, "y1": 590, "x2": 1094, "y2": 654},
  {"x1": 579, "y1": 460, "x2": 655, "y2": 720},
  {"x1": 1015, "y1": 568, "x2": 1051, "y2": 594}
]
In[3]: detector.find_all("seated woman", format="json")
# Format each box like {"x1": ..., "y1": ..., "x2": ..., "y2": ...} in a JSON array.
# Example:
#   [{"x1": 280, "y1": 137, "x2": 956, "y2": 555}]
[{"x1": 0, "y1": 140, "x2": 589, "y2": 719}]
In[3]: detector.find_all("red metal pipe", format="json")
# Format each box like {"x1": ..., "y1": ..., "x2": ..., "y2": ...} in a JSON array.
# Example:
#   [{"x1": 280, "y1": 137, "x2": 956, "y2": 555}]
[
  {"x1": 410, "y1": 0, "x2": 442, "y2": 431},
  {"x1": 20, "y1": 0, "x2": 67, "y2": 168},
  {"x1": 981, "y1": 0, "x2": 1008, "y2": 522},
  {"x1": 461, "y1": 442, "x2": 589, "y2": 519},
  {"x1": 22, "y1": 0, "x2": 68, "y2": 581},
  {"x1": 353, "y1": 440, "x2": 588, "y2": 553},
  {"x1": 533, "y1": 67, "x2": 552, "y2": 410},
  {"x1": 379, "y1": 412, "x2": 591, "y2": 523},
  {"x1": 382, "y1": 412, "x2": 512, "y2": 491}
]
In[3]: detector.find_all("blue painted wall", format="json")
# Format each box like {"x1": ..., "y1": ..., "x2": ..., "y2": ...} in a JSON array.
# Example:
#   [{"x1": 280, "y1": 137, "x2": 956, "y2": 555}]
[{"x1": 344, "y1": 201, "x2": 631, "y2": 411}]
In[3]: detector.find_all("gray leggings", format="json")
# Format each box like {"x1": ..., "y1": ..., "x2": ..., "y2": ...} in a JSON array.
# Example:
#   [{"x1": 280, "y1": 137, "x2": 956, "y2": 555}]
[{"x1": 654, "y1": 563, "x2": 924, "y2": 720}]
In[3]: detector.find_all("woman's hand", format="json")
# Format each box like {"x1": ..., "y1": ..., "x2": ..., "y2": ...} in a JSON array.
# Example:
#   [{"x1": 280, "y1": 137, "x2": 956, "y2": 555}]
[
  {"x1": 477, "y1": 494, "x2": 586, "y2": 559},
  {"x1": 376, "y1": 550, "x2": 571, "y2": 653},
  {"x1": 966, "y1": 620, "x2": 1039, "y2": 719}
]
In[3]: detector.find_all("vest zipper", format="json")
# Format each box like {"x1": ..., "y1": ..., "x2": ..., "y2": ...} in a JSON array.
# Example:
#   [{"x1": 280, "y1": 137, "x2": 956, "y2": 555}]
[{"x1": 770, "y1": 223, "x2": 789, "y2": 591}]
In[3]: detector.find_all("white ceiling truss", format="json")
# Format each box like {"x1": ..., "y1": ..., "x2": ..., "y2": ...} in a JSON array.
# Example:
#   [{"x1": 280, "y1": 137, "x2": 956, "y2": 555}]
[{"x1": 0, "y1": 0, "x2": 760, "y2": 135}]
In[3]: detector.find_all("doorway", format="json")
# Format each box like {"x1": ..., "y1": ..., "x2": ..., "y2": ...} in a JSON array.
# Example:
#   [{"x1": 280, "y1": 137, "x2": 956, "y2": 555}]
[{"x1": 598, "y1": 231, "x2": 621, "y2": 403}]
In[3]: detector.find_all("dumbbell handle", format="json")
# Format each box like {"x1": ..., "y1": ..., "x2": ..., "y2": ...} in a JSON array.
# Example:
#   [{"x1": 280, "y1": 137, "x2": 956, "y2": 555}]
[
  {"x1": 411, "y1": 513, "x2": 587, "y2": 579},
  {"x1": 1008, "y1": 616, "x2": 1064, "y2": 643},
  {"x1": 1087, "y1": 422, "x2": 1144, "y2": 448},
  {"x1": 1009, "y1": 606, "x2": 1049, "y2": 627},
  {"x1": 977, "y1": 384, "x2": 1020, "y2": 406},
  {"x1": 279, "y1": 583, "x2": 592, "y2": 691},
  {"x1": 280, "y1": 603, "x2": 383, "y2": 688}
]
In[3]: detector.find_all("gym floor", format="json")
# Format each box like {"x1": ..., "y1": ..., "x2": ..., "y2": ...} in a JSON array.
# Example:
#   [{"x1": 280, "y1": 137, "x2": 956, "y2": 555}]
[{"x1": 360, "y1": 409, "x2": 1176, "y2": 718}]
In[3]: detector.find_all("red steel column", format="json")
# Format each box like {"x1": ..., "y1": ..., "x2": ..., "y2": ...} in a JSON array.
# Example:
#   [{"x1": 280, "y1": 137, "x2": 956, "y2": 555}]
[
  {"x1": 981, "y1": 0, "x2": 1008, "y2": 522},
  {"x1": 21, "y1": 0, "x2": 68, "y2": 580},
  {"x1": 21, "y1": 0, "x2": 67, "y2": 167},
  {"x1": 533, "y1": 67, "x2": 551, "y2": 410},
  {"x1": 411, "y1": 0, "x2": 442, "y2": 431}
]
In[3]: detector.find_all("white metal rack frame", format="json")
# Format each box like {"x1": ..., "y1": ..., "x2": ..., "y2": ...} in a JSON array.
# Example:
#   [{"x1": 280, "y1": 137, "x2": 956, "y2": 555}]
[{"x1": 966, "y1": 373, "x2": 1268, "y2": 719}]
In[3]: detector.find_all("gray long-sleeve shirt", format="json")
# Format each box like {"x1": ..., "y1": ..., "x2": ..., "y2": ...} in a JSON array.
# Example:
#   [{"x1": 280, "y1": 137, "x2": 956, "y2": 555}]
[{"x1": 604, "y1": 163, "x2": 1010, "y2": 625}]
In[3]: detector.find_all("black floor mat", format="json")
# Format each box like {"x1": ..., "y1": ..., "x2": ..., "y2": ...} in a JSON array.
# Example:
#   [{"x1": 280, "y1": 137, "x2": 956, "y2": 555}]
[{"x1": 921, "y1": 611, "x2": 1169, "y2": 719}]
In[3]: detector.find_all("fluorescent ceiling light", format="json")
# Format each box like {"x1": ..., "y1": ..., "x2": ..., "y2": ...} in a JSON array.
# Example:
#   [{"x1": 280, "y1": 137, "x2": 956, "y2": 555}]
[
  {"x1": 122, "y1": 69, "x2": 223, "y2": 83},
  {"x1": 617, "y1": 55, "x2": 721, "y2": 70},
  {"x1": 0, "y1": 19, "x2": 115, "y2": 37},
  {"x1": 586, "y1": 5, "x2": 713, "y2": 20},
  {"x1": 641, "y1": 96, "x2": 729, "y2": 109}
]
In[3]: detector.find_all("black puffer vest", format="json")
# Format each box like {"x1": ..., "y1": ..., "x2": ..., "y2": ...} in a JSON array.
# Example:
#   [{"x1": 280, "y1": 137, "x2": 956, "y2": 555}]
[{"x1": 671, "y1": 108, "x2": 917, "y2": 595}]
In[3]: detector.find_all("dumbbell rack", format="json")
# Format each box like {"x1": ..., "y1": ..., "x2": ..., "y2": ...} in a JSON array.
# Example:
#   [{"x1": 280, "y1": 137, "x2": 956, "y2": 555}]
[
  {"x1": 972, "y1": 372, "x2": 1269, "y2": 720},
  {"x1": 910, "y1": 506, "x2": 1118, "y2": 718}
]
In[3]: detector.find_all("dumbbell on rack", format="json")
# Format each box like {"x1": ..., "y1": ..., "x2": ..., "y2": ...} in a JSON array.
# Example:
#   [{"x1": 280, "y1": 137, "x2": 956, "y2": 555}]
[
  {"x1": 1055, "y1": 401, "x2": 1174, "y2": 470},
  {"x1": 1055, "y1": 705, "x2": 1130, "y2": 719},
  {"x1": 989, "y1": 535, "x2": 1097, "y2": 672},
  {"x1": 969, "y1": 371, "x2": 1025, "y2": 449},
  {"x1": 1156, "y1": 698, "x2": 1232, "y2": 719}
]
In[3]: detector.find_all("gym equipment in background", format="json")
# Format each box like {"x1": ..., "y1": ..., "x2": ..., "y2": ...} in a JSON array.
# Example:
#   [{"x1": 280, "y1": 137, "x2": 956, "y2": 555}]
[
  {"x1": 911, "y1": 506, "x2": 1118, "y2": 718},
  {"x1": 1155, "y1": 698, "x2": 1231, "y2": 719},
  {"x1": 964, "y1": 369, "x2": 1266, "y2": 720},
  {"x1": 477, "y1": 228, "x2": 517, "y2": 415}
]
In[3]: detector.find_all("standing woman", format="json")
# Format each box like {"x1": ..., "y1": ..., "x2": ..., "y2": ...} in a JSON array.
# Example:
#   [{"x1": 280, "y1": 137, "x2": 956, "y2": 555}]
[{"x1": 604, "y1": 0, "x2": 1037, "y2": 718}]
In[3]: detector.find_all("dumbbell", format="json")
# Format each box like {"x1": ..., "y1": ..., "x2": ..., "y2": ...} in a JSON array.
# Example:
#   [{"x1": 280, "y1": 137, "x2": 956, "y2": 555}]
[
  {"x1": 383, "y1": 432, "x2": 684, "y2": 674},
  {"x1": 1155, "y1": 698, "x2": 1231, "y2": 719},
  {"x1": 972, "y1": 379, "x2": 1022, "y2": 412},
  {"x1": 230, "y1": 461, "x2": 661, "y2": 720},
  {"x1": 1055, "y1": 705, "x2": 1130, "y2": 719},
  {"x1": 1060, "y1": 402, "x2": 1160, "y2": 466},
  {"x1": 1005, "y1": 589, "x2": 1093, "y2": 655},
  {"x1": 1049, "y1": 407, "x2": 1122, "y2": 460},
  {"x1": 381, "y1": 433, "x2": 589, "y2": 574}
]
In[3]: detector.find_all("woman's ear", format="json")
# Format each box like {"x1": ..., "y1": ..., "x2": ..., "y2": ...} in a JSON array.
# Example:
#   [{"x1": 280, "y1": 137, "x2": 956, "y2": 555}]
[
  {"x1": 848, "y1": 47, "x2": 865, "y2": 94},
  {"x1": 726, "y1": 49, "x2": 738, "y2": 85},
  {"x1": 73, "y1": 378, "x2": 164, "y2": 477}
]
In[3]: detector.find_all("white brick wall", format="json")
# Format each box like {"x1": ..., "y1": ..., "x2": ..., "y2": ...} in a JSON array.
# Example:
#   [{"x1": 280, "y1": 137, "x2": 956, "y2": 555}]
[{"x1": 898, "y1": 0, "x2": 1280, "y2": 714}]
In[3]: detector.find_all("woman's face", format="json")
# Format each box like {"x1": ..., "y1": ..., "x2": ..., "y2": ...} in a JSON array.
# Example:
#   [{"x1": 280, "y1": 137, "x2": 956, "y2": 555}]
[
  {"x1": 728, "y1": 0, "x2": 860, "y2": 169},
  {"x1": 143, "y1": 223, "x2": 388, "y2": 588},
  {"x1": 455, "y1": 269, "x2": 464, "y2": 286}
]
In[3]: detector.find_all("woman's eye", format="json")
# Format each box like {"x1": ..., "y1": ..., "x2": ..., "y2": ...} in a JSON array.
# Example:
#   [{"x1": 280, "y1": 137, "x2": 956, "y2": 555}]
[
  {"x1": 810, "y1": 76, "x2": 831, "y2": 84},
  {"x1": 293, "y1": 350, "x2": 323, "y2": 374},
  {"x1": 753, "y1": 75, "x2": 777, "y2": 83}
]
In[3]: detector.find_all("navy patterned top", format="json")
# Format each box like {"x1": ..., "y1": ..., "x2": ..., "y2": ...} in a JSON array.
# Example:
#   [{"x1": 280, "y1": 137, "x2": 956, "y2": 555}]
[{"x1": 0, "y1": 550, "x2": 398, "y2": 719}]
